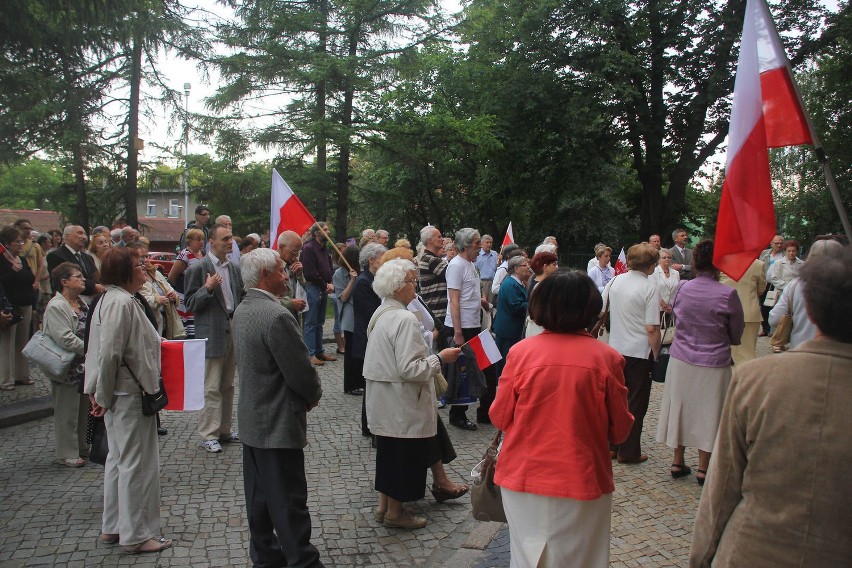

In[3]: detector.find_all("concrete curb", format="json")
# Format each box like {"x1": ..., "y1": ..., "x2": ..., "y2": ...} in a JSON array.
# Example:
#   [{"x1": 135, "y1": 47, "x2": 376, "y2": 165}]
[
  {"x1": 444, "y1": 521, "x2": 505, "y2": 567},
  {"x1": 0, "y1": 395, "x2": 53, "y2": 429}
]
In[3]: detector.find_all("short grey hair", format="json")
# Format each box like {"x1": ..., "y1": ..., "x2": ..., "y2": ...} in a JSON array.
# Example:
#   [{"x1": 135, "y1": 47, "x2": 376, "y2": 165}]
[
  {"x1": 359, "y1": 243, "x2": 387, "y2": 270},
  {"x1": 535, "y1": 243, "x2": 557, "y2": 255},
  {"x1": 672, "y1": 228, "x2": 686, "y2": 240},
  {"x1": 121, "y1": 226, "x2": 137, "y2": 238},
  {"x1": 455, "y1": 228, "x2": 480, "y2": 252},
  {"x1": 241, "y1": 248, "x2": 280, "y2": 289},
  {"x1": 215, "y1": 215, "x2": 231, "y2": 224},
  {"x1": 419, "y1": 225, "x2": 439, "y2": 246},
  {"x1": 507, "y1": 255, "x2": 527, "y2": 274},
  {"x1": 110, "y1": 229, "x2": 121, "y2": 240},
  {"x1": 806, "y1": 238, "x2": 842, "y2": 261},
  {"x1": 376, "y1": 229, "x2": 389, "y2": 238},
  {"x1": 373, "y1": 259, "x2": 416, "y2": 299},
  {"x1": 63, "y1": 225, "x2": 80, "y2": 238},
  {"x1": 482, "y1": 234, "x2": 493, "y2": 241}
]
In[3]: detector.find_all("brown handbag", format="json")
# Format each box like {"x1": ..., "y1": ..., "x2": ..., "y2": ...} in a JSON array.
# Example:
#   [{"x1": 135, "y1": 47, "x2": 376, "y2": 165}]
[
  {"x1": 769, "y1": 282, "x2": 795, "y2": 347},
  {"x1": 471, "y1": 430, "x2": 506, "y2": 522}
]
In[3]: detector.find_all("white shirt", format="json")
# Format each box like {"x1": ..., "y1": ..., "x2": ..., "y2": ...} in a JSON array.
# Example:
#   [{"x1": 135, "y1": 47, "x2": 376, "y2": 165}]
[
  {"x1": 603, "y1": 270, "x2": 660, "y2": 359},
  {"x1": 653, "y1": 265, "x2": 681, "y2": 307},
  {"x1": 491, "y1": 262, "x2": 508, "y2": 295},
  {"x1": 444, "y1": 255, "x2": 481, "y2": 329},
  {"x1": 587, "y1": 257, "x2": 612, "y2": 273},
  {"x1": 208, "y1": 251, "x2": 234, "y2": 312}
]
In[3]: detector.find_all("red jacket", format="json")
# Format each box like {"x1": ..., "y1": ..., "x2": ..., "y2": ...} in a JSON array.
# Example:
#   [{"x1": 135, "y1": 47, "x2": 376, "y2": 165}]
[{"x1": 490, "y1": 330, "x2": 634, "y2": 500}]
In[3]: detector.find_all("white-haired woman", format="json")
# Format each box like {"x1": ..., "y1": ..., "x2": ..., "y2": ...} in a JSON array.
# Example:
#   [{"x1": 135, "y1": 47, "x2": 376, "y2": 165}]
[{"x1": 364, "y1": 259, "x2": 461, "y2": 529}]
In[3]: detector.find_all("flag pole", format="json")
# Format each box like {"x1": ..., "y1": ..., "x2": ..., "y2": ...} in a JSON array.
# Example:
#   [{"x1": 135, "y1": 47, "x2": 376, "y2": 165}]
[{"x1": 762, "y1": 0, "x2": 852, "y2": 243}]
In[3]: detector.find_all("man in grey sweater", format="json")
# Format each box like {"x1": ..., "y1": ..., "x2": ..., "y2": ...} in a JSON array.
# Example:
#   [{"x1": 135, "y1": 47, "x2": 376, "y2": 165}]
[{"x1": 233, "y1": 248, "x2": 324, "y2": 567}]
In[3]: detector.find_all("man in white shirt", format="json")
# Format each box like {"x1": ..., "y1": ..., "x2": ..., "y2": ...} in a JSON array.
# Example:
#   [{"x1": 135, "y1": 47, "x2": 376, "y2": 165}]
[
  {"x1": 601, "y1": 243, "x2": 661, "y2": 464},
  {"x1": 215, "y1": 215, "x2": 242, "y2": 269},
  {"x1": 444, "y1": 228, "x2": 492, "y2": 430}
]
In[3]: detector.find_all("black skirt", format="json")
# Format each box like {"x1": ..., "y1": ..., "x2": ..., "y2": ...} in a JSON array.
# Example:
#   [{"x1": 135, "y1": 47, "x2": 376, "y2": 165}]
[
  {"x1": 343, "y1": 331, "x2": 366, "y2": 393},
  {"x1": 374, "y1": 436, "x2": 431, "y2": 502}
]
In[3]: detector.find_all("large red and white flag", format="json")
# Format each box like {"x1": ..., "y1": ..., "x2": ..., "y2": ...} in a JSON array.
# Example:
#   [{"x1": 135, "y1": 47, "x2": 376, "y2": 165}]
[
  {"x1": 467, "y1": 329, "x2": 502, "y2": 369},
  {"x1": 713, "y1": 0, "x2": 813, "y2": 280},
  {"x1": 161, "y1": 339, "x2": 206, "y2": 411},
  {"x1": 270, "y1": 168, "x2": 316, "y2": 247},
  {"x1": 614, "y1": 247, "x2": 628, "y2": 275},
  {"x1": 501, "y1": 222, "x2": 514, "y2": 247}
]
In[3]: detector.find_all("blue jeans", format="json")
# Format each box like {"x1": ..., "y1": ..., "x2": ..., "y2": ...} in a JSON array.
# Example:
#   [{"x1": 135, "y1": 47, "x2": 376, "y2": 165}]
[{"x1": 303, "y1": 283, "x2": 327, "y2": 357}]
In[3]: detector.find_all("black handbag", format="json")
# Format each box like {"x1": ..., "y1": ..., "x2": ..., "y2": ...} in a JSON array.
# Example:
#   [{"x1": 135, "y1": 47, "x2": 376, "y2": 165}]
[
  {"x1": 125, "y1": 361, "x2": 169, "y2": 416},
  {"x1": 89, "y1": 417, "x2": 109, "y2": 466},
  {"x1": 652, "y1": 346, "x2": 670, "y2": 383}
]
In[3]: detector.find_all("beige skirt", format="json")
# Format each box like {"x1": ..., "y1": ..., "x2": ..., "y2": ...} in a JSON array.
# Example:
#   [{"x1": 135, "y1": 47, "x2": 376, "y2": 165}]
[
  {"x1": 502, "y1": 488, "x2": 612, "y2": 568},
  {"x1": 656, "y1": 358, "x2": 732, "y2": 453}
]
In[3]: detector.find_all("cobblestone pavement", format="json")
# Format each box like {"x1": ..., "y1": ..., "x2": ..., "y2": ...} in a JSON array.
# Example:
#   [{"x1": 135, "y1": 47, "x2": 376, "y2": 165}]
[{"x1": 0, "y1": 336, "x2": 776, "y2": 567}]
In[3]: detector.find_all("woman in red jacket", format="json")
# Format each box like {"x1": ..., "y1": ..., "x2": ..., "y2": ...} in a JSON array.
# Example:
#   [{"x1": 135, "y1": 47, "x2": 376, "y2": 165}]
[{"x1": 490, "y1": 269, "x2": 634, "y2": 568}]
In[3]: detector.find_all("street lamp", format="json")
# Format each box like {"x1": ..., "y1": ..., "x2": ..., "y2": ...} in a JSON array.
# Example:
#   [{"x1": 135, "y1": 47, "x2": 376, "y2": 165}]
[{"x1": 183, "y1": 82, "x2": 191, "y2": 227}]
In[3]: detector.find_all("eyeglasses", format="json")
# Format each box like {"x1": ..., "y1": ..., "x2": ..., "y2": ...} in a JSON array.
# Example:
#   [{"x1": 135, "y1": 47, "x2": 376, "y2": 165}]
[
  {"x1": 771, "y1": 241, "x2": 783, "y2": 245},
  {"x1": 66, "y1": 273, "x2": 84, "y2": 280}
]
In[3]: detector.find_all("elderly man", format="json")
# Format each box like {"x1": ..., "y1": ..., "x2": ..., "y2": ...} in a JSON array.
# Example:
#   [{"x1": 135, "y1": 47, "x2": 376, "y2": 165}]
[
  {"x1": 757, "y1": 235, "x2": 784, "y2": 336},
  {"x1": 492, "y1": 255, "x2": 530, "y2": 376},
  {"x1": 418, "y1": 226, "x2": 448, "y2": 320},
  {"x1": 475, "y1": 234, "x2": 498, "y2": 306},
  {"x1": 233, "y1": 249, "x2": 323, "y2": 567},
  {"x1": 375, "y1": 229, "x2": 389, "y2": 247},
  {"x1": 276, "y1": 230, "x2": 307, "y2": 323},
  {"x1": 669, "y1": 228, "x2": 693, "y2": 280},
  {"x1": 359, "y1": 228, "x2": 376, "y2": 247},
  {"x1": 185, "y1": 223, "x2": 245, "y2": 453},
  {"x1": 116, "y1": 226, "x2": 140, "y2": 248},
  {"x1": 180, "y1": 205, "x2": 211, "y2": 251},
  {"x1": 649, "y1": 234, "x2": 662, "y2": 250},
  {"x1": 46, "y1": 225, "x2": 104, "y2": 299},
  {"x1": 215, "y1": 215, "x2": 242, "y2": 267},
  {"x1": 301, "y1": 222, "x2": 336, "y2": 366},
  {"x1": 444, "y1": 228, "x2": 495, "y2": 430}
]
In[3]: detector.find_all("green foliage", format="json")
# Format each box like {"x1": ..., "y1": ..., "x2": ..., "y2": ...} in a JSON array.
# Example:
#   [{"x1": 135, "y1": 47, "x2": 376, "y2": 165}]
[{"x1": 0, "y1": 159, "x2": 72, "y2": 211}]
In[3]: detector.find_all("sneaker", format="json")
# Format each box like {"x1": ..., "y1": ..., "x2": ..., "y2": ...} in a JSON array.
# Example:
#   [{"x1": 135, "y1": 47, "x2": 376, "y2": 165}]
[
  {"x1": 219, "y1": 432, "x2": 239, "y2": 443},
  {"x1": 202, "y1": 439, "x2": 222, "y2": 453}
]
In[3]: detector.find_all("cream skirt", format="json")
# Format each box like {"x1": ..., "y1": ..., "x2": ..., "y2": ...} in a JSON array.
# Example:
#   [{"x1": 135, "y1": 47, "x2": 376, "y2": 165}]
[{"x1": 502, "y1": 488, "x2": 612, "y2": 568}]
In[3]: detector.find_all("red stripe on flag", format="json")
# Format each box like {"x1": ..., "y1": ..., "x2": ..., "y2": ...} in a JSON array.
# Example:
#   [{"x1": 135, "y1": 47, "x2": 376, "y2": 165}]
[
  {"x1": 161, "y1": 341, "x2": 185, "y2": 411},
  {"x1": 276, "y1": 197, "x2": 315, "y2": 240},
  {"x1": 466, "y1": 335, "x2": 490, "y2": 370},
  {"x1": 713, "y1": 116, "x2": 777, "y2": 280},
  {"x1": 760, "y1": 67, "x2": 812, "y2": 147}
]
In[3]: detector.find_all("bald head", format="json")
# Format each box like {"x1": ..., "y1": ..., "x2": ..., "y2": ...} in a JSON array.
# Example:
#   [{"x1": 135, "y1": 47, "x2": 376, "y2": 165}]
[{"x1": 277, "y1": 230, "x2": 303, "y2": 263}]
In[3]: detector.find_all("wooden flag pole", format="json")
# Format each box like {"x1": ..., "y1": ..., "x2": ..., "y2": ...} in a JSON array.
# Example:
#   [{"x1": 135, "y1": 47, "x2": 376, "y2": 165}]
[{"x1": 315, "y1": 223, "x2": 356, "y2": 273}]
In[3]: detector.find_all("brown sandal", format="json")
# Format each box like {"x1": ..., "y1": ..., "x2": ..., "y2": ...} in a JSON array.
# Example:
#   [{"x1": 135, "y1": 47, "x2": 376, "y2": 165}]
[
  {"x1": 123, "y1": 537, "x2": 172, "y2": 555},
  {"x1": 430, "y1": 482, "x2": 469, "y2": 503}
]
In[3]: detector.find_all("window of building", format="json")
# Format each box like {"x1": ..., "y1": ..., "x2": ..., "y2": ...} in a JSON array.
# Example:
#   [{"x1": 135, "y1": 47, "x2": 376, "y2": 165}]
[
  {"x1": 168, "y1": 199, "x2": 180, "y2": 218},
  {"x1": 146, "y1": 199, "x2": 156, "y2": 217}
]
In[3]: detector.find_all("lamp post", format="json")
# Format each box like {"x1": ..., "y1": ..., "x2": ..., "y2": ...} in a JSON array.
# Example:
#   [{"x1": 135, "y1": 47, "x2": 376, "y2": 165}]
[{"x1": 183, "y1": 82, "x2": 191, "y2": 227}]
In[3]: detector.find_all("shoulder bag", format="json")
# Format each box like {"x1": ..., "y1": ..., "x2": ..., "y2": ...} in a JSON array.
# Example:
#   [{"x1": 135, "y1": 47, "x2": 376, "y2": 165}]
[
  {"x1": 763, "y1": 285, "x2": 779, "y2": 307},
  {"x1": 22, "y1": 313, "x2": 76, "y2": 378},
  {"x1": 471, "y1": 430, "x2": 506, "y2": 522}
]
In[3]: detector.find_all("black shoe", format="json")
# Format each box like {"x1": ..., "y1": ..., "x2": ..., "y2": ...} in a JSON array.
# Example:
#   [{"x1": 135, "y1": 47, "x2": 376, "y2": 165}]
[
  {"x1": 476, "y1": 415, "x2": 491, "y2": 425},
  {"x1": 450, "y1": 417, "x2": 478, "y2": 431},
  {"x1": 346, "y1": 388, "x2": 364, "y2": 395},
  {"x1": 157, "y1": 427, "x2": 168, "y2": 436}
]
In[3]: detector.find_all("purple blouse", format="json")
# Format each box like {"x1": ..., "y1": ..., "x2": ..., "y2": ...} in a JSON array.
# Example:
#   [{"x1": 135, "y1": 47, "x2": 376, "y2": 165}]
[{"x1": 669, "y1": 274, "x2": 745, "y2": 368}]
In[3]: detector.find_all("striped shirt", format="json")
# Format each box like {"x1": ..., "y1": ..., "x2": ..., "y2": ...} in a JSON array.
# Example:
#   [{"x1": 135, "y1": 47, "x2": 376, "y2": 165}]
[{"x1": 418, "y1": 250, "x2": 448, "y2": 319}]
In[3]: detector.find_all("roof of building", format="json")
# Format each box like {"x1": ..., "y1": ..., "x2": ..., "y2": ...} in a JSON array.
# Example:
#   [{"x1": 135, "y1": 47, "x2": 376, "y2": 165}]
[
  {"x1": 0, "y1": 209, "x2": 64, "y2": 234},
  {"x1": 138, "y1": 218, "x2": 186, "y2": 243}
]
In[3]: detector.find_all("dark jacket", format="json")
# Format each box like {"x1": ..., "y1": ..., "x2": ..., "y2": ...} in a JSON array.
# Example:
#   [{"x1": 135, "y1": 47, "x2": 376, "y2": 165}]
[
  {"x1": 493, "y1": 275, "x2": 528, "y2": 343},
  {"x1": 46, "y1": 246, "x2": 98, "y2": 295},
  {"x1": 0, "y1": 256, "x2": 35, "y2": 306},
  {"x1": 352, "y1": 270, "x2": 380, "y2": 360}
]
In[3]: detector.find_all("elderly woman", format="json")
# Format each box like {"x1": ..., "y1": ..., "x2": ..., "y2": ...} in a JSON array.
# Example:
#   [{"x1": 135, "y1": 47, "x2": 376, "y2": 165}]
[
  {"x1": 690, "y1": 246, "x2": 852, "y2": 567},
  {"x1": 601, "y1": 243, "x2": 660, "y2": 463},
  {"x1": 588, "y1": 245, "x2": 615, "y2": 294},
  {"x1": 364, "y1": 259, "x2": 461, "y2": 529},
  {"x1": 656, "y1": 240, "x2": 744, "y2": 485},
  {"x1": 129, "y1": 243, "x2": 178, "y2": 337},
  {"x1": 491, "y1": 270, "x2": 634, "y2": 567},
  {"x1": 334, "y1": 245, "x2": 361, "y2": 394},
  {"x1": 0, "y1": 225, "x2": 35, "y2": 390},
  {"x1": 526, "y1": 250, "x2": 558, "y2": 296},
  {"x1": 87, "y1": 231, "x2": 112, "y2": 273},
  {"x1": 769, "y1": 239, "x2": 804, "y2": 292},
  {"x1": 493, "y1": 255, "x2": 530, "y2": 370},
  {"x1": 85, "y1": 247, "x2": 172, "y2": 554},
  {"x1": 43, "y1": 263, "x2": 89, "y2": 466},
  {"x1": 353, "y1": 243, "x2": 388, "y2": 436},
  {"x1": 654, "y1": 248, "x2": 680, "y2": 315},
  {"x1": 768, "y1": 239, "x2": 843, "y2": 350}
]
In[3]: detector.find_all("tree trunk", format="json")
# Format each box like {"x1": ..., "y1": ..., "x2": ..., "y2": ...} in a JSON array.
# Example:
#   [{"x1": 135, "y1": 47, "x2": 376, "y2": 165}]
[
  {"x1": 335, "y1": 29, "x2": 358, "y2": 241},
  {"x1": 125, "y1": 32, "x2": 142, "y2": 229},
  {"x1": 61, "y1": 52, "x2": 88, "y2": 229},
  {"x1": 314, "y1": 0, "x2": 329, "y2": 223}
]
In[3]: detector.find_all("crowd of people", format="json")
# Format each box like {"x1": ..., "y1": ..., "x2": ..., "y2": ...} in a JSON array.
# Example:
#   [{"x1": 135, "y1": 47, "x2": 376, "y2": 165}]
[{"x1": 2, "y1": 213, "x2": 850, "y2": 566}]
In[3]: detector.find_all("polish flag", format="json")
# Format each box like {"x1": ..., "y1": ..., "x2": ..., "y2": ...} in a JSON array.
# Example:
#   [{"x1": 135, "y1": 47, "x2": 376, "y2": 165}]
[
  {"x1": 270, "y1": 168, "x2": 316, "y2": 247},
  {"x1": 161, "y1": 339, "x2": 206, "y2": 411},
  {"x1": 501, "y1": 222, "x2": 514, "y2": 247},
  {"x1": 614, "y1": 247, "x2": 628, "y2": 275},
  {"x1": 467, "y1": 330, "x2": 502, "y2": 369},
  {"x1": 713, "y1": 0, "x2": 813, "y2": 281}
]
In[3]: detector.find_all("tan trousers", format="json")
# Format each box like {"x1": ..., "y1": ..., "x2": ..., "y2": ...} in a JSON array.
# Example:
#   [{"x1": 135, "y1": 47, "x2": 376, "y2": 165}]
[
  {"x1": 51, "y1": 381, "x2": 88, "y2": 460},
  {"x1": 0, "y1": 305, "x2": 32, "y2": 387},
  {"x1": 197, "y1": 334, "x2": 236, "y2": 440},
  {"x1": 731, "y1": 322, "x2": 760, "y2": 365},
  {"x1": 103, "y1": 394, "x2": 162, "y2": 546}
]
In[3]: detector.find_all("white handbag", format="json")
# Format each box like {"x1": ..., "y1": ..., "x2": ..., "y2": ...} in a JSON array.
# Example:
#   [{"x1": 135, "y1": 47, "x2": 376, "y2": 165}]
[
  {"x1": 22, "y1": 330, "x2": 75, "y2": 379},
  {"x1": 763, "y1": 287, "x2": 779, "y2": 307}
]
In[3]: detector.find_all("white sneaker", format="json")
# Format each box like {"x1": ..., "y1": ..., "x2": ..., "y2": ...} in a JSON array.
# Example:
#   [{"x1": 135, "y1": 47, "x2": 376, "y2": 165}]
[
  {"x1": 219, "y1": 431, "x2": 239, "y2": 443},
  {"x1": 202, "y1": 439, "x2": 222, "y2": 453}
]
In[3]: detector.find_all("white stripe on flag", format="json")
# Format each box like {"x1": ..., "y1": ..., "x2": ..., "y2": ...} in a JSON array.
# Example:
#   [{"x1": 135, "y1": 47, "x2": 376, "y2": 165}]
[{"x1": 181, "y1": 339, "x2": 206, "y2": 411}]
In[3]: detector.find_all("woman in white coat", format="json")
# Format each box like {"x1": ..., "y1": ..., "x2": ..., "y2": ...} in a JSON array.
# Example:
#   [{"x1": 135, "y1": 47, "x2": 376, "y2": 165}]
[
  {"x1": 85, "y1": 247, "x2": 172, "y2": 554},
  {"x1": 43, "y1": 262, "x2": 89, "y2": 467},
  {"x1": 364, "y1": 259, "x2": 460, "y2": 529}
]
